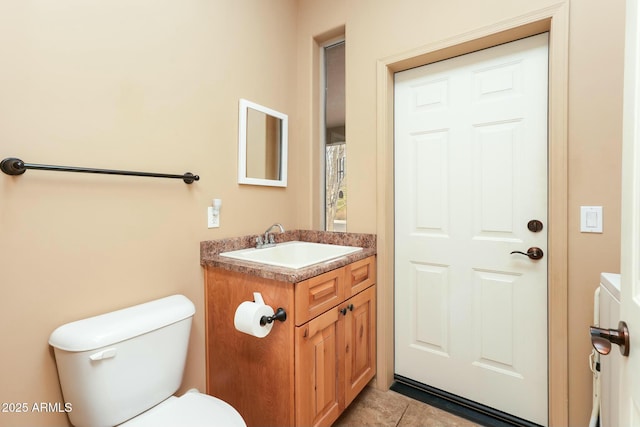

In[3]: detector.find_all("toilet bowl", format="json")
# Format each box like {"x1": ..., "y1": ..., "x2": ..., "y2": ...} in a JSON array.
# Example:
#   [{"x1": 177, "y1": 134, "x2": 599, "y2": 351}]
[
  {"x1": 49, "y1": 294, "x2": 245, "y2": 427},
  {"x1": 120, "y1": 390, "x2": 244, "y2": 427}
]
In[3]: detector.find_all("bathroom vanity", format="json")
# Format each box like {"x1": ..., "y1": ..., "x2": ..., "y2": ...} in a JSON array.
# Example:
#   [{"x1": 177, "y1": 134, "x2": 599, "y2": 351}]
[{"x1": 200, "y1": 231, "x2": 376, "y2": 427}]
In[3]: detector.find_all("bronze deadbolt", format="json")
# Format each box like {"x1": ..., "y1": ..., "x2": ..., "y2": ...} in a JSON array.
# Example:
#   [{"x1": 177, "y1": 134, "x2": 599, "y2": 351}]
[{"x1": 527, "y1": 220, "x2": 544, "y2": 232}]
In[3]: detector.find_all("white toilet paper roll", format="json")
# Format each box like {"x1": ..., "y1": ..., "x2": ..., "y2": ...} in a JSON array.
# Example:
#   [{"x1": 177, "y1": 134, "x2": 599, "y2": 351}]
[{"x1": 234, "y1": 301, "x2": 275, "y2": 338}]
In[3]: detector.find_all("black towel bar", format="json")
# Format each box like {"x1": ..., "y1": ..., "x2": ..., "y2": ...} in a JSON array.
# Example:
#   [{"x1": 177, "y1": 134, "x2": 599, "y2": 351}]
[{"x1": 0, "y1": 157, "x2": 199, "y2": 184}]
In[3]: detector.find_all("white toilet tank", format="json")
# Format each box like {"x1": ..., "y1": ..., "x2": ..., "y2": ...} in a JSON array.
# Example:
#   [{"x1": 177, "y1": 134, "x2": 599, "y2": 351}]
[{"x1": 49, "y1": 295, "x2": 196, "y2": 427}]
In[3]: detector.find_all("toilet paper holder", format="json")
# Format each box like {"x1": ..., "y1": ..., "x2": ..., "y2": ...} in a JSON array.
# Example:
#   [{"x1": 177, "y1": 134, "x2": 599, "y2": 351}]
[{"x1": 260, "y1": 307, "x2": 287, "y2": 326}]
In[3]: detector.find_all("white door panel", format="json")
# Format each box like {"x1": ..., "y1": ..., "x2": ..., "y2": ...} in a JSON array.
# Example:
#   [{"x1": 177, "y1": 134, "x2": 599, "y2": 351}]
[
  {"x1": 395, "y1": 33, "x2": 549, "y2": 426},
  {"x1": 620, "y1": 0, "x2": 640, "y2": 424}
]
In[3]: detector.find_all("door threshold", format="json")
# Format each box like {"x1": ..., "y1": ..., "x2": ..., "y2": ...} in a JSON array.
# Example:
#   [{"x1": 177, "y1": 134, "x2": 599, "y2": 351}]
[{"x1": 391, "y1": 375, "x2": 543, "y2": 427}]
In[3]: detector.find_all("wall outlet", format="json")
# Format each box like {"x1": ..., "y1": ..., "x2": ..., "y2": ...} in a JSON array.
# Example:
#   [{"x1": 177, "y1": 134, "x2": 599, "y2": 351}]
[{"x1": 208, "y1": 206, "x2": 219, "y2": 228}]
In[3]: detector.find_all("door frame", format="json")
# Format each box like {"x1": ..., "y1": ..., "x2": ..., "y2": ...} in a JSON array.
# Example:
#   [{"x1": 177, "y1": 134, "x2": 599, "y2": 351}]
[{"x1": 374, "y1": 4, "x2": 569, "y2": 426}]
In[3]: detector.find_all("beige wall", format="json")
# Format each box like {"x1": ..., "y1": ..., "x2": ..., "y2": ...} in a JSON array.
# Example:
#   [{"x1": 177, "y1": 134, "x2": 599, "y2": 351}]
[
  {"x1": 0, "y1": 1, "x2": 299, "y2": 426},
  {"x1": 297, "y1": 0, "x2": 624, "y2": 426},
  {"x1": 0, "y1": 1, "x2": 625, "y2": 426},
  {"x1": 567, "y1": 1, "x2": 624, "y2": 424}
]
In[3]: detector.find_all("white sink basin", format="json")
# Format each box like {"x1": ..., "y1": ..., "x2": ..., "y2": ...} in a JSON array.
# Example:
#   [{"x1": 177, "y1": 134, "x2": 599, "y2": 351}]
[{"x1": 220, "y1": 241, "x2": 363, "y2": 269}]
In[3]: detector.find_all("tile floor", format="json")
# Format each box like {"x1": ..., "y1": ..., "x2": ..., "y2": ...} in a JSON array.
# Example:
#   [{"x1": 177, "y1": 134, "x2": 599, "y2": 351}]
[{"x1": 334, "y1": 386, "x2": 482, "y2": 427}]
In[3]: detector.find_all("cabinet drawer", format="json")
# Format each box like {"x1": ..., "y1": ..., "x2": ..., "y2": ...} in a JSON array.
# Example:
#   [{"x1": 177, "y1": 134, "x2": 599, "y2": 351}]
[
  {"x1": 295, "y1": 268, "x2": 345, "y2": 326},
  {"x1": 344, "y1": 256, "x2": 376, "y2": 298}
]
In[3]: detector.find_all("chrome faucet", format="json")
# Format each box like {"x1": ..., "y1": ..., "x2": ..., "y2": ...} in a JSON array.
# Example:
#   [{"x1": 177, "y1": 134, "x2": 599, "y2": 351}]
[{"x1": 256, "y1": 223, "x2": 285, "y2": 248}]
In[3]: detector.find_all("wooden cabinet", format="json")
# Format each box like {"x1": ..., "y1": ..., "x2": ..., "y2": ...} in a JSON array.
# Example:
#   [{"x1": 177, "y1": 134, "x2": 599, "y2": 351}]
[
  {"x1": 295, "y1": 285, "x2": 376, "y2": 427},
  {"x1": 205, "y1": 256, "x2": 376, "y2": 427}
]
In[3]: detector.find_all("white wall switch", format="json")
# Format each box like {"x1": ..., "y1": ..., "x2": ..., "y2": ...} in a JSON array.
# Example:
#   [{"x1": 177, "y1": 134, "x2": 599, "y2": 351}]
[{"x1": 580, "y1": 206, "x2": 603, "y2": 233}]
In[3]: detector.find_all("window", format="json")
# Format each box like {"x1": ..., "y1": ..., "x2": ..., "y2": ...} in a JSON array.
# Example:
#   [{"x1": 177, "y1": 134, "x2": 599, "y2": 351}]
[{"x1": 323, "y1": 41, "x2": 346, "y2": 231}]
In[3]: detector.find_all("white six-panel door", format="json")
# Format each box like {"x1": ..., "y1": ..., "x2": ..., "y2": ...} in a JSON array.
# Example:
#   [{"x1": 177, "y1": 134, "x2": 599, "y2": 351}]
[{"x1": 394, "y1": 34, "x2": 549, "y2": 426}]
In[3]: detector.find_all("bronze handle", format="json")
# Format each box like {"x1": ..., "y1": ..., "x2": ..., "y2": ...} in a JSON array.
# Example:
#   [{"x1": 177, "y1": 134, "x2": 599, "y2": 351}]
[
  {"x1": 339, "y1": 304, "x2": 354, "y2": 316},
  {"x1": 590, "y1": 321, "x2": 630, "y2": 356},
  {"x1": 510, "y1": 247, "x2": 544, "y2": 260}
]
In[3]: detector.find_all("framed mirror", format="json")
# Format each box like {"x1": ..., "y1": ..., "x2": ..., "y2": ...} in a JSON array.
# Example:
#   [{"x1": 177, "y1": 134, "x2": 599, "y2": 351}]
[{"x1": 238, "y1": 99, "x2": 288, "y2": 187}]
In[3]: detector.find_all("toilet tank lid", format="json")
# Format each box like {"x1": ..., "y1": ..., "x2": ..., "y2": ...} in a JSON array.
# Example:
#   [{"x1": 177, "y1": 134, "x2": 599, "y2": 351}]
[{"x1": 49, "y1": 295, "x2": 195, "y2": 352}]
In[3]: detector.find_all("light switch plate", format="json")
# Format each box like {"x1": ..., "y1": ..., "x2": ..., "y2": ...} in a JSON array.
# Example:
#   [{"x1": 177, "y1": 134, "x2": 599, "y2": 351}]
[{"x1": 580, "y1": 206, "x2": 603, "y2": 233}]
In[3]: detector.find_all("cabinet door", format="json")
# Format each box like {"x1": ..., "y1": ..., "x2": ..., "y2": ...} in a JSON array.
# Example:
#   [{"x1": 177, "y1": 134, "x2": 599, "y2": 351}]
[
  {"x1": 344, "y1": 285, "x2": 377, "y2": 406},
  {"x1": 295, "y1": 307, "x2": 344, "y2": 427}
]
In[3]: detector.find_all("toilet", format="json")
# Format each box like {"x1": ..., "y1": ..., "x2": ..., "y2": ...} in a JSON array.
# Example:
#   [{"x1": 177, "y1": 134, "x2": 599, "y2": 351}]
[{"x1": 49, "y1": 294, "x2": 246, "y2": 427}]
